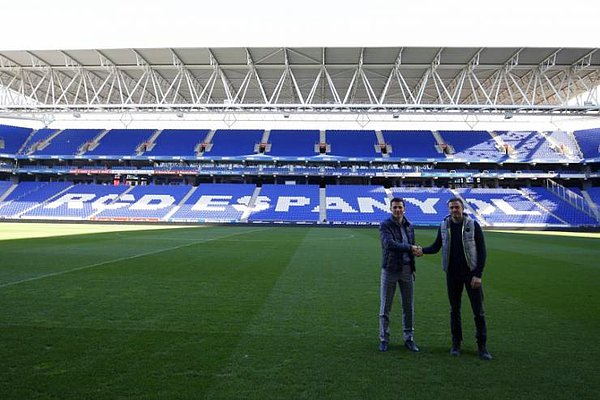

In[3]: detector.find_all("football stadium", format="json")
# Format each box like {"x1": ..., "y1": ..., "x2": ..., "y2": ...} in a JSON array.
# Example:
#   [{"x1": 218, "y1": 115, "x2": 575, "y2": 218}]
[{"x1": 1, "y1": 2, "x2": 599, "y2": 399}]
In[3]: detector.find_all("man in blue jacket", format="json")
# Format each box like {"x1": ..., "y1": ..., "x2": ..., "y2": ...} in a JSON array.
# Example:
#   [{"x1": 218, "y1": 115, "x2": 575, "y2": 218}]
[
  {"x1": 378, "y1": 197, "x2": 421, "y2": 353},
  {"x1": 421, "y1": 197, "x2": 492, "y2": 360}
]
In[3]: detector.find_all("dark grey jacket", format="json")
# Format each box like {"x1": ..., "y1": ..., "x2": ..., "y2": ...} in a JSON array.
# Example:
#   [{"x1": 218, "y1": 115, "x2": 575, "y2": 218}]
[
  {"x1": 379, "y1": 216, "x2": 416, "y2": 273},
  {"x1": 422, "y1": 214, "x2": 486, "y2": 277}
]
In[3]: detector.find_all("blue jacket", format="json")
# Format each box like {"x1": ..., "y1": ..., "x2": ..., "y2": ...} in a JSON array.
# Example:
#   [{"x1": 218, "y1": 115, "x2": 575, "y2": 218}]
[{"x1": 379, "y1": 216, "x2": 416, "y2": 273}]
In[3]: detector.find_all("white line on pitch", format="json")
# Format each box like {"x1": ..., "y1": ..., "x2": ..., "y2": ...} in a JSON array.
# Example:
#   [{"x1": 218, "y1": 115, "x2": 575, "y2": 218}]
[{"x1": 0, "y1": 227, "x2": 270, "y2": 289}]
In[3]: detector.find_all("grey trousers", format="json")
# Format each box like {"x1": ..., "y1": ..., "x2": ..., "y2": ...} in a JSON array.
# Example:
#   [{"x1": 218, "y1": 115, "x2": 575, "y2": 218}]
[{"x1": 379, "y1": 267, "x2": 414, "y2": 343}]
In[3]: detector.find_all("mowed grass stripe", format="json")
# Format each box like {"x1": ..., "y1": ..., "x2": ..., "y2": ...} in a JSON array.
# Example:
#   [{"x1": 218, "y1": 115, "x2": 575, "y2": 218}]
[
  {"x1": 0, "y1": 226, "x2": 308, "y2": 399},
  {"x1": 0, "y1": 227, "x2": 270, "y2": 289},
  {"x1": 0, "y1": 225, "x2": 255, "y2": 285},
  {"x1": 207, "y1": 227, "x2": 599, "y2": 400},
  {"x1": 0, "y1": 222, "x2": 189, "y2": 241},
  {"x1": 205, "y1": 227, "x2": 384, "y2": 399},
  {"x1": 0, "y1": 225, "x2": 598, "y2": 400},
  {"x1": 416, "y1": 229, "x2": 600, "y2": 399},
  {"x1": 484, "y1": 232, "x2": 600, "y2": 326}
]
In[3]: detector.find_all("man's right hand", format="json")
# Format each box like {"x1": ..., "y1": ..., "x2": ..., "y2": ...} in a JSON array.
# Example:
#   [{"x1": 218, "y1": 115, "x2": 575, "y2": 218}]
[{"x1": 411, "y1": 245, "x2": 423, "y2": 257}]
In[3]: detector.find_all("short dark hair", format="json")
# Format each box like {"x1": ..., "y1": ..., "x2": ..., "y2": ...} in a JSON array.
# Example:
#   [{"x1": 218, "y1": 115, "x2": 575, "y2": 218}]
[
  {"x1": 390, "y1": 197, "x2": 405, "y2": 206},
  {"x1": 447, "y1": 197, "x2": 464, "y2": 206}
]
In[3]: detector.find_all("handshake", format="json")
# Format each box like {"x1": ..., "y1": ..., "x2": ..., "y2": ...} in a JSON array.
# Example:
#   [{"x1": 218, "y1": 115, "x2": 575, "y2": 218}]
[{"x1": 411, "y1": 245, "x2": 424, "y2": 257}]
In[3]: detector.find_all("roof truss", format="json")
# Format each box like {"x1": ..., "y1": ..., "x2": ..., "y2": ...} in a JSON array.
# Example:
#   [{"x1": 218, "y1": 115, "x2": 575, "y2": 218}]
[{"x1": 1, "y1": 46, "x2": 599, "y2": 117}]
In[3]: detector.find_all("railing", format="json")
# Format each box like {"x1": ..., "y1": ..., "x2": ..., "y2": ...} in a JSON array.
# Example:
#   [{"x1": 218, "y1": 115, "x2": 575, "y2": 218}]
[{"x1": 545, "y1": 178, "x2": 599, "y2": 222}]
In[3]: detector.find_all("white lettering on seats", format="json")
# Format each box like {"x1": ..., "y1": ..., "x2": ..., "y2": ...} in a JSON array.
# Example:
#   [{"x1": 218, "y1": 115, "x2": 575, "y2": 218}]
[
  {"x1": 45, "y1": 193, "x2": 96, "y2": 209},
  {"x1": 403, "y1": 198, "x2": 439, "y2": 214},
  {"x1": 323, "y1": 197, "x2": 357, "y2": 213},
  {"x1": 129, "y1": 195, "x2": 175, "y2": 210},
  {"x1": 357, "y1": 197, "x2": 389, "y2": 213},
  {"x1": 275, "y1": 196, "x2": 310, "y2": 212},
  {"x1": 191, "y1": 195, "x2": 232, "y2": 211}
]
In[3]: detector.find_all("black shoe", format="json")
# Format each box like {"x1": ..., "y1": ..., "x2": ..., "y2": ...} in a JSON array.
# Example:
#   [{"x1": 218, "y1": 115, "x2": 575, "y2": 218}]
[
  {"x1": 450, "y1": 344, "x2": 461, "y2": 356},
  {"x1": 478, "y1": 345, "x2": 492, "y2": 360},
  {"x1": 404, "y1": 340, "x2": 420, "y2": 352},
  {"x1": 379, "y1": 341, "x2": 389, "y2": 352}
]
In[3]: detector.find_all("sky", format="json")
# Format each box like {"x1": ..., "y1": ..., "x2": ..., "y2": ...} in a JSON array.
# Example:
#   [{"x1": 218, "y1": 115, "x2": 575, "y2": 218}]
[
  {"x1": 1, "y1": 0, "x2": 598, "y2": 131},
  {"x1": 2, "y1": 0, "x2": 599, "y2": 51}
]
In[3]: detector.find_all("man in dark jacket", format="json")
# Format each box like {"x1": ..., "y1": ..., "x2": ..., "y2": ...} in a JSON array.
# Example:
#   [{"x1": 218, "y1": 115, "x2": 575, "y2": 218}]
[
  {"x1": 421, "y1": 197, "x2": 492, "y2": 360},
  {"x1": 378, "y1": 197, "x2": 421, "y2": 353}
]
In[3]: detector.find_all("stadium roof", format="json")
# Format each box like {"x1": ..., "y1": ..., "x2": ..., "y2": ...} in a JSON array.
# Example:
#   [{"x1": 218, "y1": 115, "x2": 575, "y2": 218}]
[
  {"x1": 1, "y1": 46, "x2": 599, "y2": 118},
  {"x1": 1, "y1": 1, "x2": 599, "y2": 122}
]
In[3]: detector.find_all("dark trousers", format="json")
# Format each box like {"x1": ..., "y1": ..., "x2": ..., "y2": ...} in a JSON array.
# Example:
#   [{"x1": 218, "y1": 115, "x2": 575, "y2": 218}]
[{"x1": 446, "y1": 273, "x2": 487, "y2": 346}]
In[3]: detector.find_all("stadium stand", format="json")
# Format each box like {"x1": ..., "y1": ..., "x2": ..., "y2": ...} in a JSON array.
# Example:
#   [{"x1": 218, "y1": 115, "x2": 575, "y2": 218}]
[
  {"x1": 0, "y1": 125, "x2": 33, "y2": 155},
  {"x1": 573, "y1": 128, "x2": 600, "y2": 159},
  {"x1": 586, "y1": 186, "x2": 600, "y2": 206},
  {"x1": 456, "y1": 187, "x2": 564, "y2": 226},
  {"x1": 493, "y1": 131, "x2": 564, "y2": 162},
  {"x1": 0, "y1": 181, "x2": 598, "y2": 227},
  {"x1": 248, "y1": 184, "x2": 320, "y2": 222},
  {"x1": 170, "y1": 183, "x2": 255, "y2": 222},
  {"x1": 92, "y1": 184, "x2": 192, "y2": 221},
  {"x1": 324, "y1": 130, "x2": 379, "y2": 158},
  {"x1": 33, "y1": 129, "x2": 104, "y2": 156},
  {"x1": 437, "y1": 130, "x2": 504, "y2": 161},
  {"x1": 21, "y1": 183, "x2": 130, "y2": 220},
  {"x1": 0, "y1": 49, "x2": 599, "y2": 232},
  {"x1": 205, "y1": 129, "x2": 264, "y2": 157},
  {"x1": 84, "y1": 129, "x2": 156, "y2": 156},
  {"x1": 382, "y1": 131, "x2": 441, "y2": 159},
  {"x1": 143, "y1": 129, "x2": 210, "y2": 157},
  {"x1": 0, "y1": 181, "x2": 73, "y2": 218},
  {"x1": 390, "y1": 187, "x2": 454, "y2": 225},
  {"x1": 0, "y1": 180, "x2": 13, "y2": 198},
  {"x1": 545, "y1": 130, "x2": 581, "y2": 159},
  {"x1": 1, "y1": 121, "x2": 599, "y2": 228},
  {"x1": 267, "y1": 129, "x2": 320, "y2": 157},
  {"x1": 325, "y1": 185, "x2": 389, "y2": 224},
  {"x1": 521, "y1": 187, "x2": 597, "y2": 226},
  {"x1": 21, "y1": 128, "x2": 60, "y2": 155}
]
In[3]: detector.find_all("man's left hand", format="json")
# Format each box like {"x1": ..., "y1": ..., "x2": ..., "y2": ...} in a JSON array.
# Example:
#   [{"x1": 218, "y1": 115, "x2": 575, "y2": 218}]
[{"x1": 470, "y1": 276, "x2": 482, "y2": 289}]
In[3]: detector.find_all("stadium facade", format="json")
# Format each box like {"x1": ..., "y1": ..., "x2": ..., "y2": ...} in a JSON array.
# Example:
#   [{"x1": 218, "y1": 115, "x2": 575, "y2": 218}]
[{"x1": 1, "y1": 47, "x2": 599, "y2": 228}]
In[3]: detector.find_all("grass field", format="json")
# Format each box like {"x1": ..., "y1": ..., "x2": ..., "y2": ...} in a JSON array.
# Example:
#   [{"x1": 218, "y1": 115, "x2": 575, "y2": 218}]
[{"x1": 0, "y1": 223, "x2": 599, "y2": 399}]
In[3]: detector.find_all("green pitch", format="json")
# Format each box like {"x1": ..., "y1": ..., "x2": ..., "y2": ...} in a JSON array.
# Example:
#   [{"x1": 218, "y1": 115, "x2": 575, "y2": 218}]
[{"x1": 0, "y1": 223, "x2": 598, "y2": 399}]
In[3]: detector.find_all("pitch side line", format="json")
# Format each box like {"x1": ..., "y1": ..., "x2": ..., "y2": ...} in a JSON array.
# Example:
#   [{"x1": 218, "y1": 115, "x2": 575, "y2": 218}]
[
  {"x1": 117, "y1": 233, "x2": 357, "y2": 243},
  {"x1": 0, "y1": 227, "x2": 270, "y2": 289}
]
